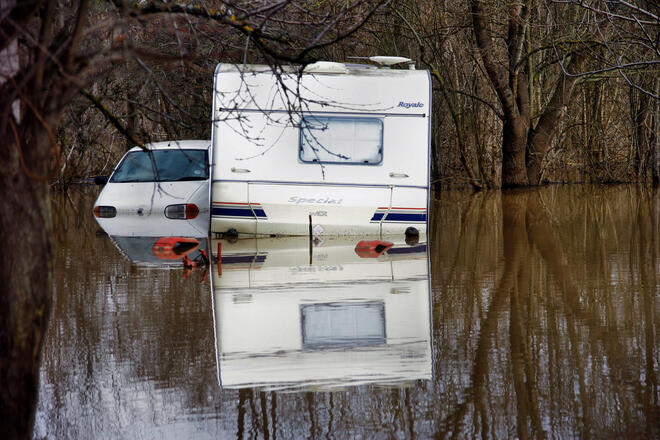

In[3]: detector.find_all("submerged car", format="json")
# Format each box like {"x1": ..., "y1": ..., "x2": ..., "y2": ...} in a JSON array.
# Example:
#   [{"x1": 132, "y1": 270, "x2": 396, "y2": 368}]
[{"x1": 93, "y1": 140, "x2": 211, "y2": 220}]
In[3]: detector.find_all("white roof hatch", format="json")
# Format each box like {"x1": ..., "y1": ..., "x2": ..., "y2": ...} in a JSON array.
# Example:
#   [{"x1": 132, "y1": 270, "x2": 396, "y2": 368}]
[{"x1": 303, "y1": 61, "x2": 349, "y2": 74}]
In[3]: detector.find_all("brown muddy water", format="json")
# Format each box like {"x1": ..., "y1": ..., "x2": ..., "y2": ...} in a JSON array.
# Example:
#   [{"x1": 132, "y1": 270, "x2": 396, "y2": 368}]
[{"x1": 35, "y1": 185, "x2": 659, "y2": 439}]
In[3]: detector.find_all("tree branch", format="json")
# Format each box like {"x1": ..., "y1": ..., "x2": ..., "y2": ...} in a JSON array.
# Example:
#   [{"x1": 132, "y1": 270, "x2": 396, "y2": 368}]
[{"x1": 80, "y1": 88, "x2": 144, "y2": 148}]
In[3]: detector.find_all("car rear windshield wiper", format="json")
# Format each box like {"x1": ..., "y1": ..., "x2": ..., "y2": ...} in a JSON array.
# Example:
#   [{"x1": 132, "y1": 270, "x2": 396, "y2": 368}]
[
  {"x1": 176, "y1": 176, "x2": 207, "y2": 181},
  {"x1": 112, "y1": 178, "x2": 153, "y2": 183}
]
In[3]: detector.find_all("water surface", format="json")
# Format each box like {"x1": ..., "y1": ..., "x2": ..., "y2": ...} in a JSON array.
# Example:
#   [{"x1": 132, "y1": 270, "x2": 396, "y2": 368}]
[{"x1": 35, "y1": 185, "x2": 659, "y2": 439}]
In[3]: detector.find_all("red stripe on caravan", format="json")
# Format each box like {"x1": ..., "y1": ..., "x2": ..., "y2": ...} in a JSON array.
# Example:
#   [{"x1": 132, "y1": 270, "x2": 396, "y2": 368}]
[
  {"x1": 213, "y1": 202, "x2": 262, "y2": 206},
  {"x1": 376, "y1": 207, "x2": 426, "y2": 210}
]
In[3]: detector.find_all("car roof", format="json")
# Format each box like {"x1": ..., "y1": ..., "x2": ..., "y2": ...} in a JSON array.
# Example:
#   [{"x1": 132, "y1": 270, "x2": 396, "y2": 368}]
[{"x1": 127, "y1": 140, "x2": 211, "y2": 152}]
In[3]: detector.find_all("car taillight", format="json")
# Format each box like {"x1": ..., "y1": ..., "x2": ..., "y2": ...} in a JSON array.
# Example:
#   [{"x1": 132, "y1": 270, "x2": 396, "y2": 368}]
[
  {"x1": 164, "y1": 203, "x2": 199, "y2": 220},
  {"x1": 93, "y1": 205, "x2": 117, "y2": 218}
]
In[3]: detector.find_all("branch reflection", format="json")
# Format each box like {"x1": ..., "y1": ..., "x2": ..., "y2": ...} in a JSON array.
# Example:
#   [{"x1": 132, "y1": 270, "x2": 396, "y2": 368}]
[{"x1": 431, "y1": 187, "x2": 659, "y2": 439}]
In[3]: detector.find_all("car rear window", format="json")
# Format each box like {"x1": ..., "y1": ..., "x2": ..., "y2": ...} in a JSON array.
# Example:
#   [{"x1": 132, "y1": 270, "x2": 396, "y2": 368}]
[{"x1": 110, "y1": 149, "x2": 208, "y2": 183}]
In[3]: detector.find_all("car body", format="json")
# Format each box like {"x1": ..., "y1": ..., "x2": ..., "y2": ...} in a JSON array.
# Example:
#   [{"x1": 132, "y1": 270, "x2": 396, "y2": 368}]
[{"x1": 93, "y1": 140, "x2": 211, "y2": 222}]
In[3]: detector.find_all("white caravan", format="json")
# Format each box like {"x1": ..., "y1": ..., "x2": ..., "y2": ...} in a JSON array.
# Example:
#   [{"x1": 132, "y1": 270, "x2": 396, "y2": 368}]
[
  {"x1": 211, "y1": 237, "x2": 432, "y2": 391},
  {"x1": 211, "y1": 59, "x2": 431, "y2": 238}
]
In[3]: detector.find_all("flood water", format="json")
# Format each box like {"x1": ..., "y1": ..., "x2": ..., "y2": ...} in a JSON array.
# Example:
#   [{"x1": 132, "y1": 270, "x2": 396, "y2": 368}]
[{"x1": 35, "y1": 185, "x2": 659, "y2": 439}]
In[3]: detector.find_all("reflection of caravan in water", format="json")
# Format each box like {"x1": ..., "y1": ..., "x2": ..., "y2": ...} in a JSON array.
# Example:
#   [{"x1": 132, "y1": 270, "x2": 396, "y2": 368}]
[
  {"x1": 211, "y1": 237, "x2": 432, "y2": 391},
  {"x1": 211, "y1": 58, "x2": 431, "y2": 238}
]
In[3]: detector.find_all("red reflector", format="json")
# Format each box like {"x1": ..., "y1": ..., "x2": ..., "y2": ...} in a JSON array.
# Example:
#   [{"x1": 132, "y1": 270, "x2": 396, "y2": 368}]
[
  {"x1": 186, "y1": 204, "x2": 199, "y2": 219},
  {"x1": 354, "y1": 240, "x2": 394, "y2": 258},
  {"x1": 152, "y1": 237, "x2": 200, "y2": 260}
]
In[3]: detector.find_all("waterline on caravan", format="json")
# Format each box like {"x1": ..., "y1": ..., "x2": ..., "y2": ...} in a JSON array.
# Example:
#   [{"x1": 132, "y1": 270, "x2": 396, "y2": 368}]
[{"x1": 210, "y1": 60, "x2": 431, "y2": 239}]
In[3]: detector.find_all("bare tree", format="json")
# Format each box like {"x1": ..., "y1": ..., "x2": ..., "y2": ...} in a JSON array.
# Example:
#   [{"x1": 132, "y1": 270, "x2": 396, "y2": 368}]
[
  {"x1": 469, "y1": 0, "x2": 590, "y2": 187},
  {"x1": 554, "y1": 1, "x2": 659, "y2": 182},
  {"x1": 554, "y1": 1, "x2": 659, "y2": 96}
]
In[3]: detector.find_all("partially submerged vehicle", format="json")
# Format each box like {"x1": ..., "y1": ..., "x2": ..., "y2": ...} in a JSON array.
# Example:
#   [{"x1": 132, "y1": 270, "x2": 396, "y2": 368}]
[
  {"x1": 211, "y1": 58, "x2": 431, "y2": 239},
  {"x1": 93, "y1": 140, "x2": 211, "y2": 220},
  {"x1": 211, "y1": 236, "x2": 432, "y2": 390}
]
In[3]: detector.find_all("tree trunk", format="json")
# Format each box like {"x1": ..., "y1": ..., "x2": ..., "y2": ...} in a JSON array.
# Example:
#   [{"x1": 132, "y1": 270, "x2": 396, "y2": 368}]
[
  {"x1": 0, "y1": 126, "x2": 53, "y2": 440},
  {"x1": 502, "y1": 118, "x2": 530, "y2": 187},
  {"x1": 471, "y1": 0, "x2": 530, "y2": 187},
  {"x1": 526, "y1": 54, "x2": 586, "y2": 185},
  {"x1": 1, "y1": 0, "x2": 55, "y2": 437},
  {"x1": 650, "y1": 77, "x2": 659, "y2": 186},
  {"x1": 629, "y1": 84, "x2": 652, "y2": 181}
]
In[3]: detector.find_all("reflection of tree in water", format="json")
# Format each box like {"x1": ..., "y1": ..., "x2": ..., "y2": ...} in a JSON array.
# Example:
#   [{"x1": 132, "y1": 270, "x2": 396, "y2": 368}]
[
  {"x1": 432, "y1": 187, "x2": 659, "y2": 439},
  {"x1": 40, "y1": 191, "x2": 216, "y2": 438}
]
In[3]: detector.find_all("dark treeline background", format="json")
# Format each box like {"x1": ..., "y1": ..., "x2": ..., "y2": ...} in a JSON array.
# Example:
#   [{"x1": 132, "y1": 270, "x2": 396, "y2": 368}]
[{"x1": 51, "y1": 0, "x2": 660, "y2": 189}]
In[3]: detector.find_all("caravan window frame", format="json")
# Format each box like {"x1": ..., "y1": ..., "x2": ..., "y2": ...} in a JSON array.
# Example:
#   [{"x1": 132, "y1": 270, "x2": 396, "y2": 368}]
[
  {"x1": 300, "y1": 301, "x2": 386, "y2": 349},
  {"x1": 298, "y1": 116, "x2": 384, "y2": 166}
]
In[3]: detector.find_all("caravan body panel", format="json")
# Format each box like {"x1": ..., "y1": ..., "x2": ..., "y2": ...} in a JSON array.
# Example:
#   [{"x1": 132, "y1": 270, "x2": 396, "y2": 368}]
[{"x1": 211, "y1": 63, "x2": 431, "y2": 237}]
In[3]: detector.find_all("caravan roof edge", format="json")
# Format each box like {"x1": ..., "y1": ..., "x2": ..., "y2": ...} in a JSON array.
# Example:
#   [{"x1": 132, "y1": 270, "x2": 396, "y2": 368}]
[{"x1": 214, "y1": 63, "x2": 428, "y2": 77}]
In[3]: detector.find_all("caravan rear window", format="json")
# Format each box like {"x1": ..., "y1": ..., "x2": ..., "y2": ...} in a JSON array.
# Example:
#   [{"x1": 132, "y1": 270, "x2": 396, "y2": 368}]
[{"x1": 299, "y1": 116, "x2": 383, "y2": 165}]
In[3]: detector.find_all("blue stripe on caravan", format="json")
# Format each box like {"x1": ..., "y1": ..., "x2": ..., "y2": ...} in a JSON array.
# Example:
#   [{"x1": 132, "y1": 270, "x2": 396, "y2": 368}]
[
  {"x1": 222, "y1": 254, "x2": 268, "y2": 264},
  {"x1": 212, "y1": 207, "x2": 254, "y2": 217},
  {"x1": 383, "y1": 212, "x2": 427, "y2": 223},
  {"x1": 386, "y1": 244, "x2": 428, "y2": 255},
  {"x1": 369, "y1": 212, "x2": 385, "y2": 222},
  {"x1": 222, "y1": 255, "x2": 255, "y2": 264},
  {"x1": 253, "y1": 208, "x2": 267, "y2": 218}
]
